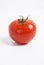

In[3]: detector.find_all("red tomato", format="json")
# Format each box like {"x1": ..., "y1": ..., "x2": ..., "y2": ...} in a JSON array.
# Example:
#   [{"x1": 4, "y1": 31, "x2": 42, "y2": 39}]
[{"x1": 9, "y1": 17, "x2": 36, "y2": 45}]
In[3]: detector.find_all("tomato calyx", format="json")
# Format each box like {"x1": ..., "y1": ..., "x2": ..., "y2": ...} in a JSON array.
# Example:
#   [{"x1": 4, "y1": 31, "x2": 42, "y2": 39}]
[{"x1": 18, "y1": 16, "x2": 28, "y2": 24}]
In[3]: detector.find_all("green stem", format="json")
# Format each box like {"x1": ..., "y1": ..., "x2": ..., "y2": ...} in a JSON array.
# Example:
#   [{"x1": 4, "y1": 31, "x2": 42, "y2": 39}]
[{"x1": 18, "y1": 16, "x2": 28, "y2": 24}]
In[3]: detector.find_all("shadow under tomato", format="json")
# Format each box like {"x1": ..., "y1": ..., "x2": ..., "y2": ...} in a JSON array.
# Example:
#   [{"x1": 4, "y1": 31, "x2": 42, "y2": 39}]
[
  {"x1": 1, "y1": 36, "x2": 17, "y2": 46},
  {"x1": 1, "y1": 36, "x2": 27, "y2": 46}
]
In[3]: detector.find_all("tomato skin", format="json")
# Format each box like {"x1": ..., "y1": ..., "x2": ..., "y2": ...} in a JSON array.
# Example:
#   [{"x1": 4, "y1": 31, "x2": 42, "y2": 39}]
[{"x1": 9, "y1": 19, "x2": 36, "y2": 45}]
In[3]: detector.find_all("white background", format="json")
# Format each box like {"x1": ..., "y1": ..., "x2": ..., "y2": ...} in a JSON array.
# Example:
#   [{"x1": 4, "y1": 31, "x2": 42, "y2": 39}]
[{"x1": 0, "y1": 0, "x2": 44, "y2": 65}]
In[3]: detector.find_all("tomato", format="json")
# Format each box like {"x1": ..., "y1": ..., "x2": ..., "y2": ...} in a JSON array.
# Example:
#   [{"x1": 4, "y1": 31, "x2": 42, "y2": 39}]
[{"x1": 9, "y1": 17, "x2": 36, "y2": 45}]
